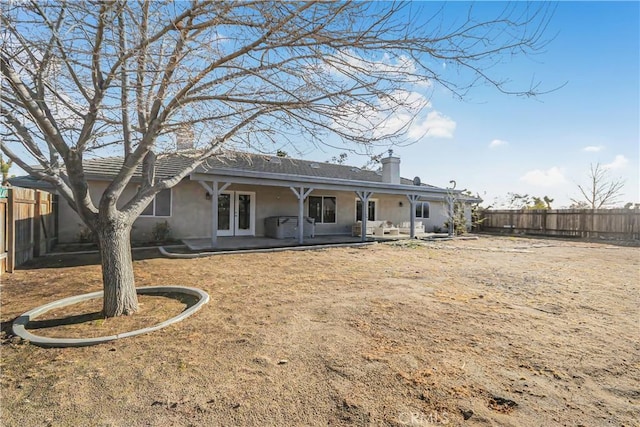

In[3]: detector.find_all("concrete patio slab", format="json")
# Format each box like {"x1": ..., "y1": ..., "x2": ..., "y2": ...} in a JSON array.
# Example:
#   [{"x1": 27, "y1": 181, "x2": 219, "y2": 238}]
[
  {"x1": 183, "y1": 235, "x2": 366, "y2": 251},
  {"x1": 181, "y1": 234, "x2": 423, "y2": 252}
]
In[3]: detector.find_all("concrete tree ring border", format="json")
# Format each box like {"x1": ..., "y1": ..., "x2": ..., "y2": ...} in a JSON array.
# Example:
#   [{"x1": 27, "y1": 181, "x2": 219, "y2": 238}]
[{"x1": 12, "y1": 286, "x2": 210, "y2": 348}]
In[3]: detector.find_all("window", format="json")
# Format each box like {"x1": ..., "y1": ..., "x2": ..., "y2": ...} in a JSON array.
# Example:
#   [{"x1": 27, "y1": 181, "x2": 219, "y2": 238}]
[
  {"x1": 308, "y1": 196, "x2": 336, "y2": 224},
  {"x1": 355, "y1": 199, "x2": 377, "y2": 221},
  {"x1": 415, "y1": 202, "x2": 430, "y2": 219},
  {"x1": 142, "y1": 189, "x2": 172, "y2": 217}
]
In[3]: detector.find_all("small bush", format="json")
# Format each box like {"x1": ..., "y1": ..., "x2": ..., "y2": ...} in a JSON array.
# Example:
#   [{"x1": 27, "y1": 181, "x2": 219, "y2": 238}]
[
  {"x1": 444, "y1": 203, "x2": 468, "y2": 235},
  {"x1": 152, "y1": 220, "x2": 172, "y2": 242}
]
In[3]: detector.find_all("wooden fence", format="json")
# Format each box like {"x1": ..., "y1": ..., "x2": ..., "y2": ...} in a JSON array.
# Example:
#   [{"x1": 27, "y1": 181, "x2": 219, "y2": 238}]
[
  {"x1": 480, "y1": 209, "x2": 640, "y2": 240},
  {"x1": 1, "y1": 187, "x2": 58, "y2": 274}
]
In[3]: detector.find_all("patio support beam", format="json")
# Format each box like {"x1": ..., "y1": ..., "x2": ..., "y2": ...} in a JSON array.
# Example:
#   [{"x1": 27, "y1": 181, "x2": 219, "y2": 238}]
[
  {"x1": 199, "y1": 180, "x2": 230, "y2": 247},
  {"x1": 406, "y1": 194, "x2": 420, "y2": 239},
  {"x1": 290, "y1": 186, "x2": 313, "y2": 244},
  {"x1": 355, "y1": 191, "x2": 374, "y2": 243}
]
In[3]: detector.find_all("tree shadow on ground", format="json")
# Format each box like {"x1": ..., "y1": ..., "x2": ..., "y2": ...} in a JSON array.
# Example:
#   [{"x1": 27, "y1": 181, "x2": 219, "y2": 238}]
[
  {"x1": 0, "y1": 318, "x2": 18, "y2": 341},
  {"x1": 25, "y1": 312, "x2": 104, "y2": 329},
  {"x1": 17, "y1": 249, "x2": 164, "y2": 270}
]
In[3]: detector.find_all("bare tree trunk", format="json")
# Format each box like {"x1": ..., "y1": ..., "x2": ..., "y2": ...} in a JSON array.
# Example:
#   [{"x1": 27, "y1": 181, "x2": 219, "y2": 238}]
[{"x1": 97, "y1": 219, "x2": 138, "y2": 317}]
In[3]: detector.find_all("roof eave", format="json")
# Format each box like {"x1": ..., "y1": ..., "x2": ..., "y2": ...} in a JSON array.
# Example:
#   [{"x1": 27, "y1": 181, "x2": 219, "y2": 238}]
[{"x1": 190, "y1": 168, "x2": 449, "y2": 195}]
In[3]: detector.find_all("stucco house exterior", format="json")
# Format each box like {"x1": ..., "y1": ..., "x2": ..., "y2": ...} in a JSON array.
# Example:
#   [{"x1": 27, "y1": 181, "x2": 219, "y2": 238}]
[{"x1": 13, "y1": 151, "x2": 479, "y2": 246}]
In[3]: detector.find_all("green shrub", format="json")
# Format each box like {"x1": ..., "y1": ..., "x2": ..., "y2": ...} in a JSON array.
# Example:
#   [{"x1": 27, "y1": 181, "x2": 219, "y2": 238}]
[
  {"x1": 444, "y1": 202, "x2": 468, "y2": 235},
  {"x1": 152, "y1": 220, "x2": 172, "y2": 242}
]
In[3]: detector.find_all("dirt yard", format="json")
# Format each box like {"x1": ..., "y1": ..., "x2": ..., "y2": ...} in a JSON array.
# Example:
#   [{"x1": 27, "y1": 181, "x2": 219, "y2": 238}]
[{"x1": 1, "y1": 236, "x2": 638, "y2": 426}]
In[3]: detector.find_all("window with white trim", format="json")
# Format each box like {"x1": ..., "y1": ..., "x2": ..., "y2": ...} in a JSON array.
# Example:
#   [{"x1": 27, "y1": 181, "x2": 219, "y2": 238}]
[
  {"x1": 415, "y1": 202, "x2": 430, "y2": 219},
  {"x1": 308, "y1": 196, "x2": 336, "y2": 224},
  {"x1": 141, "y1": 189, "x2": 172, "y2": 217},
  {"x1": 355, "y1": 199, "x2": 377, "y2": 221}
]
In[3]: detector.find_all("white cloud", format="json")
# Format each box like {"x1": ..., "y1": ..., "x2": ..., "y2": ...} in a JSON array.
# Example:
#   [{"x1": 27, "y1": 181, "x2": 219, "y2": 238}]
[
  {"x1": 489, "y1": 139, "x2": 508, "y2": 149},
  {"x1": 520, "y1": 167, "x2": 567, "y2": 187},
  {"x1": 409, "y1": 111, "x2": 456, "y2": 139},
  {"x1": 331, "y1": 89, "x2": 455, "y2": 141},
  {"x1": 583, "y1": 145, "x2": 604, "y2": 152},
  {"x1": 325, "y1": 49, "x2": 432, "y2": 88},
  {"x1": 379, "y1": 90, "x2": 431, "y2": 111},
  {"x1": 314, "y1": 49, "x2": 458, "y2": 141},
  {"x1": 603, "y1": 154, "x2": 628, "y2": 170}
]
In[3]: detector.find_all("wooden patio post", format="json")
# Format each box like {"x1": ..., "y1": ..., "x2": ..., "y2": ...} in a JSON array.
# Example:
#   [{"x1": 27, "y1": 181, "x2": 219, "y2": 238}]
[
  {"x1": 211, "y1": 181, "x2": 218, "y2": 247},
  {"x1": 198, "y1": 180, "x2": 229, "y2": 248},
  {"x1": 355, "y1": 191, "x2": 373, "y2": 243},
  {"x1": 290, "y1": 186, "x2": 313, "y2": 244},
  {"x1": 406, "y1": 194, "x2": 420, "y2": 239}
]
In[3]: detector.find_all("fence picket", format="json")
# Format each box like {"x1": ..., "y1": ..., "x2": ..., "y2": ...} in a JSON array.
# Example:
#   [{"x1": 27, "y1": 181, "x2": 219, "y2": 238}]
[
  {"x1": 0, "y1": 187, "x2": 58, "y2": 274},
  {"x1": 480, "y1": 209, "x2": 640, "y2": 240}
]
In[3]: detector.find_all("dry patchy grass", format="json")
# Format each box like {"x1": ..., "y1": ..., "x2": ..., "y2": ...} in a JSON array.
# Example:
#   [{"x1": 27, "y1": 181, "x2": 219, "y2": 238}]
[{"x1": 1, "y1": 236, "x2": 638, "y2": 426}]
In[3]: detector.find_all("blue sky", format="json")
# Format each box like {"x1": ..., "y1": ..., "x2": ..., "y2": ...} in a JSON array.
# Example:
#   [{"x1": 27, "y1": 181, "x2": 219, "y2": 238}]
[
  {"x1": 6, "y1": 2, "x2": 637, "y2": 208},
  {"x1": 305, "y1": 1, "x2": 639, "y2": 208}
]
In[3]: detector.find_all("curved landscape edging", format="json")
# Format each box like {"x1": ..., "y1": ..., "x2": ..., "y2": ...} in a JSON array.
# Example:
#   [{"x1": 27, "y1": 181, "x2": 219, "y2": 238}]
[{"x1": 12, "y1": 286, "x2": 210, "y2": 348}]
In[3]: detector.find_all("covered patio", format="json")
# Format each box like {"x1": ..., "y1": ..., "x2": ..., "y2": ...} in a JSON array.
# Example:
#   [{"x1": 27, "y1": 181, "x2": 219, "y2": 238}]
[{"x1": 189, "y1": 153, "x2": 452, "y2": 250}]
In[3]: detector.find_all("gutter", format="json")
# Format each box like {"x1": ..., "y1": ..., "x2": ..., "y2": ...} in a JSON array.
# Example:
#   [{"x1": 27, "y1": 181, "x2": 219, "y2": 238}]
[{"x1": 188, "y1": 169, "x2": 463, "y2": 198}]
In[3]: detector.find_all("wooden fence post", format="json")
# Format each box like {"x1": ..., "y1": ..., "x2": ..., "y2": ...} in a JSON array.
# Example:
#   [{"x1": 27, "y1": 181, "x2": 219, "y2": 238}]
[
  {"x1": 509, "y1": 211, "x2": 514, "y2": 234},
  {"x1": 6, "y1": 188, "x2": 15, "y2": 273},
  {"x1": 34, "y1": 190, "x2": 42, "y2": 257},
  {"x1": 43, "y1": 192, "x2": 51, "y2": 252}
]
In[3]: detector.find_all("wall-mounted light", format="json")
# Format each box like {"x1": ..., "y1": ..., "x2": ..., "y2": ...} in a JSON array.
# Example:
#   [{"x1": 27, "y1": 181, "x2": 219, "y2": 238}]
[
  {"x1": 205, "y1": 192, "x2": 211, "y2": 200},
  {"x1": 398, "y1": 201, "x2": 403, "y2": 207}
]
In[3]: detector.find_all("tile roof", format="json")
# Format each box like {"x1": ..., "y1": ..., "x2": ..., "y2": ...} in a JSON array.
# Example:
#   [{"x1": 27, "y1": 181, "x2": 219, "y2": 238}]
[
  {"x1": 5, "y1": 175, "x2": 55, "y2": 191},
  {"x1": 80, "y1": 155, "x2": 194, "y2": 180},
  {"x1": 79, "y1": 151, "x2": 440, "y2": 188},
  {"x1": 8, "y1": 151, "x2": 444, "y2": 192}
]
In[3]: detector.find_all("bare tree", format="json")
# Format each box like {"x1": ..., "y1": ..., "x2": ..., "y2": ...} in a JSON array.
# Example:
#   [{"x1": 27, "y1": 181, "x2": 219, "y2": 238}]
[
  {"x1": 1, "y1": 1, "x2": 556, "y2": 317},
  {"x1": 571, "y1": 163, "x2": 625, "y2": 209},
  {"x1": 502, "y1": 193, "x2": 553, "y2": 209}
]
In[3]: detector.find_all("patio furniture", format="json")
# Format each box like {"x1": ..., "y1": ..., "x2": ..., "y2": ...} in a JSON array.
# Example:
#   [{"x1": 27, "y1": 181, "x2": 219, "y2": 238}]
[
  {"x1": 398, "y1": 220, "x2": 425, "y2": 234},
  {"x1": 352, "y1": 220, "x2": 385, "y2": 237},
  {"x1": 373, "y1": 221, "x2": 399, "y2": 237}
]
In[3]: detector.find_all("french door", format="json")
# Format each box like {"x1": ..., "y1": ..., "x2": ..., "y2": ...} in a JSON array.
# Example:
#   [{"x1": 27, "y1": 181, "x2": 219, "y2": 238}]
[{"x1": 217, "y1": 191, "x2": 255, "y2": 236}]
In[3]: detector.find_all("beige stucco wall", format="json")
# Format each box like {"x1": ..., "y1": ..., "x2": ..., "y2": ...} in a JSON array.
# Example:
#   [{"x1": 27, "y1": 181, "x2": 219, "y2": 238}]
[
  {"x1": 57, "y1": 179, "x2": 452, "y2": 242},
  {"x1": 58, "y1": 181, "x2": 104, "y2": 243},
  {"x1": 58, "y1": 180, "x2": 212, "y2": 243},
  {"x1": 417, "y1": 199, "x2": 449, "y2": 232}
]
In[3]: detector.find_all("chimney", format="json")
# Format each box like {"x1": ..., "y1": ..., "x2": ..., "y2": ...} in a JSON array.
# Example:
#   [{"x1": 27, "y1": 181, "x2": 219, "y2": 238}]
[
  {"x1": 176, "y1": 124, "x2": 195, "y2": 151},
  {"x1": 381, "y1": 149, "x2": 400, "y2": 184}
]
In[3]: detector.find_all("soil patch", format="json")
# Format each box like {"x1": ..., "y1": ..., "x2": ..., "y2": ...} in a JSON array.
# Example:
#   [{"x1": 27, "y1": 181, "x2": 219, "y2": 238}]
[{"x1": 23, "y1": 293, "x2": 194, "y2": 339}]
